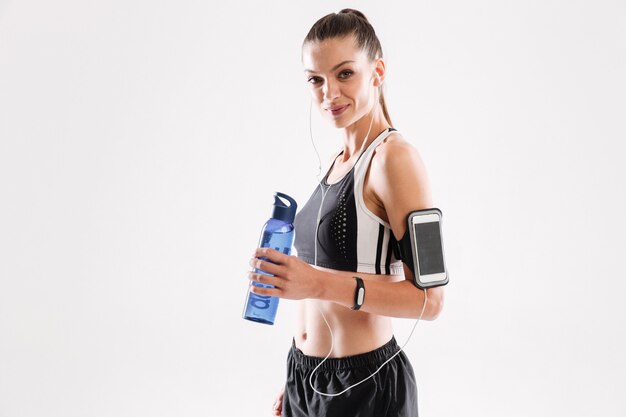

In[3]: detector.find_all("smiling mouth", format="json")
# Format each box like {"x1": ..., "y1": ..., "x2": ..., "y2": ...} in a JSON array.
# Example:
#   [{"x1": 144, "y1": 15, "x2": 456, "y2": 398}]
[{"x1": 328, "y1": 105, "x2": 348, "y2": 115}]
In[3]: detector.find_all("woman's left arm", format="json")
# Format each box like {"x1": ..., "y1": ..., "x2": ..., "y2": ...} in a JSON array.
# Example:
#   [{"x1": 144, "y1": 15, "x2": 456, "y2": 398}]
[
  {"x1": 352, "y1": 138, "x2": 445, "y2": 320},
  {"x1": 249, "y1": 140, "x2": 444, "y2": 320}
]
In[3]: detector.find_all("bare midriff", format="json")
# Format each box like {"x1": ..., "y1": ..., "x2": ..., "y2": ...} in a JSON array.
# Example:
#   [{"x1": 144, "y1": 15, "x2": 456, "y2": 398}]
[{"x1": 293, "y1": 264, "x2": 404, "y2": 358}]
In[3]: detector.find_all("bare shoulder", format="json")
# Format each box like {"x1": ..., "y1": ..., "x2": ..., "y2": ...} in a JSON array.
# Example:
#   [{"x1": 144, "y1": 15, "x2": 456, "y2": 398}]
[
  {"x1": 369, "y1": 132, "x2": 433, "y2": 214},
  {"x1": 372, "y1": 132, "x2": 429, "y2": 179}
]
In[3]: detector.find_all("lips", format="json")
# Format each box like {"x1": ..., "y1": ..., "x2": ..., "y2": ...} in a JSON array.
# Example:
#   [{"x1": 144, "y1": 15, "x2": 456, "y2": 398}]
[{"x1": 327, "y1": 104, "x2": 349, "y2": 116}]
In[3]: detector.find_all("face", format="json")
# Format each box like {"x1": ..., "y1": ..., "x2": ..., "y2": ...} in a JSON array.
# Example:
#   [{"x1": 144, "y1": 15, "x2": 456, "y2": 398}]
[{"x1": 302, "y1": 35, "x2": 383, "y2": 128}]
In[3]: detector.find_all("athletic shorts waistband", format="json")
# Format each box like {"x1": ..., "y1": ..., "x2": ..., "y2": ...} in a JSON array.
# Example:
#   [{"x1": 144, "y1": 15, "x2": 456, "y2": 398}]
[{"x1": 289, "y1": 336, "x2": 400, "y2": 371}]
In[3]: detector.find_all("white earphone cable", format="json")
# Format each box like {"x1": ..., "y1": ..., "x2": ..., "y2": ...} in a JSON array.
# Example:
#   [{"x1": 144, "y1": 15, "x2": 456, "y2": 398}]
[{"x1": 306, "y1": 75, "x2": 425, "y2": 397}]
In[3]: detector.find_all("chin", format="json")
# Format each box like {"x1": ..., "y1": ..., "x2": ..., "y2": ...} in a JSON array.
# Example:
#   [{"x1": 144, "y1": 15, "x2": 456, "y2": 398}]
[
  {"x1": 327, "y1": 118, "x2": 351, "y2": 129},
  {"x1": 324, "y1": 110, "x2": 354, "y2": 129}
]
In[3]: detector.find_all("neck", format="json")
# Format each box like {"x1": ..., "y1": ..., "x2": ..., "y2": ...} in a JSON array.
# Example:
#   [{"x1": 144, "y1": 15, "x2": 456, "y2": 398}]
[{"x1": 339, "y1": 105, "x2": 390, "y2": 162}]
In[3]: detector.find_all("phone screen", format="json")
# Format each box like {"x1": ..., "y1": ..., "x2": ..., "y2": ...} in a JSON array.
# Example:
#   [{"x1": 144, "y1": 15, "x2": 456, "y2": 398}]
[{"x1": 413, "y1": 221, "x2": 445, "y2": 275}]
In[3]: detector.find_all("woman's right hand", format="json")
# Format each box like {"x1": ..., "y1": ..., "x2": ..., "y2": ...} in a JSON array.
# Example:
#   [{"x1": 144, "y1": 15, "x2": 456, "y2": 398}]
[{"x1": 272, "y1": 384, "x2": 285, "y2": 416}]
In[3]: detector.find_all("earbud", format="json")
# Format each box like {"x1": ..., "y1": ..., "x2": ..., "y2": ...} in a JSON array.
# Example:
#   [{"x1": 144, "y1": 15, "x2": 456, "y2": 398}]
[{"x1": 374, "y1": 73, "x2": 381, "y2": 86}]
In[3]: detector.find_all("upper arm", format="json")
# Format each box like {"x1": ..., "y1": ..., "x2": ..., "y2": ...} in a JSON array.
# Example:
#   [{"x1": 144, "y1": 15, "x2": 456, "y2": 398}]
[
  {"x1": 374, "y1": 139, "x2": 445, "y2": 318},
  {"x1": 371, "y1": 139, "x2": 434, "y2": 242}
]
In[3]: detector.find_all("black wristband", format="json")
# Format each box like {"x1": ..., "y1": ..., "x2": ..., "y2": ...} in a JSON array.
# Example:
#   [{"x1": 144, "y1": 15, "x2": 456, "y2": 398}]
[{"x1": 351, "y1": 277, "x2": 365, "y2": 310}]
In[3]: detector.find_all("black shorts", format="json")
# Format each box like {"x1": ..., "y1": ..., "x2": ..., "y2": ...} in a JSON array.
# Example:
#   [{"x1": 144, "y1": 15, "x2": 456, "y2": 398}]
[{"x1": 281, "y1": 336, "x2": 419, "y2": 417}]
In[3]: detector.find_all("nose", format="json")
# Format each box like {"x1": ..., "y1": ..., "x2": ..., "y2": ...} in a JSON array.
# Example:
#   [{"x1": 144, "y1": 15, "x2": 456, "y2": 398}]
[{"x1": 322, "y1": 78, "x2": 340, "y2": 101}]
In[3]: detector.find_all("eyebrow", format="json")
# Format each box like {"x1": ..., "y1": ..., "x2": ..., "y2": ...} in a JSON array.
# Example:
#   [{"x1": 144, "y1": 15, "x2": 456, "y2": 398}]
[{"x1": 304, "y1": 60, "x2": 355, "y2": 73}]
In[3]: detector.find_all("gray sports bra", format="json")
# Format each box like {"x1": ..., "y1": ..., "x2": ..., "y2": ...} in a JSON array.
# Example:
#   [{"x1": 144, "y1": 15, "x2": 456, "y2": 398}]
[{"x1": 293, "y1": 127, "x2": 404, "y2": 275}]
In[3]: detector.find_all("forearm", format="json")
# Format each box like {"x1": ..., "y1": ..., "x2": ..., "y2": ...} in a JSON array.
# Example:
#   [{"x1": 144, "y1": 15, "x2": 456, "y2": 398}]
[{"x1": 314, "y1": 270, "x2": 444, "y2": 320}]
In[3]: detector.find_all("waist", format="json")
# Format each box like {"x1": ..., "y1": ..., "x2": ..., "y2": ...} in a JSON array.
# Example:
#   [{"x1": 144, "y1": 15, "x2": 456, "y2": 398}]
[
  {"x1": 295, "y1": 297, "x2": 394, "y2": 356},
  {"x1": 289, "y1": 336, "x2": 400, "y2": 370}
]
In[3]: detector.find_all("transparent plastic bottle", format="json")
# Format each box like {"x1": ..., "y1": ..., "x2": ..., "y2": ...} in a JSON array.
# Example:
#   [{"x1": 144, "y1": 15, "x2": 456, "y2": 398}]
[{"x1": 243, "y1": 192, "x2": 297, "y2": 325}]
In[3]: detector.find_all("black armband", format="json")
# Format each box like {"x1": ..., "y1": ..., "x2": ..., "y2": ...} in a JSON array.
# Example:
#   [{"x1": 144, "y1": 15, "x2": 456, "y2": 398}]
[{"x1": 392, "y1": 208, "x2": 449, "y2": 289}]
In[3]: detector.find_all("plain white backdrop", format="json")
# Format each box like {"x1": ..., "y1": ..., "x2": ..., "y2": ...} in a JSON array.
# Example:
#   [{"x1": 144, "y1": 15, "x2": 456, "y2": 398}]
[{"x1": 1, "y1": 1, "x2": 625, "y2": 416}]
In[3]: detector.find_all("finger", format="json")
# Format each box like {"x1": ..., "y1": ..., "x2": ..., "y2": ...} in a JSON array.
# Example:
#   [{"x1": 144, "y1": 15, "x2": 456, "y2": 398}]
[
  {"x1": 255, "y1": 247, "x2": 290, "y2": 265},
  {"x1": 248, "y1": 272, "x2": 283, "y2": 288},
  {"x1": 249, "y1": 256, "x2": 285, "y2": 276},
  {"x1": 250, "y1": 283, "x2": 281, "y2": 298}
]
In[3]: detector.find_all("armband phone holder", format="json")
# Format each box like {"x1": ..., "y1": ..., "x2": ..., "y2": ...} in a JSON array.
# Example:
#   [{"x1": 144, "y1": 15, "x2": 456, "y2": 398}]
[{"x1": 393, "y1": 207, "x2": 449, "y2": 289}]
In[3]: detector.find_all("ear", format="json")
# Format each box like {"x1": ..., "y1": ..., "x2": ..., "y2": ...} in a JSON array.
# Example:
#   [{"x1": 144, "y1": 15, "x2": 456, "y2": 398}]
[{"x1": 373, "y1": 58, "x2": 386, "y2": 87}]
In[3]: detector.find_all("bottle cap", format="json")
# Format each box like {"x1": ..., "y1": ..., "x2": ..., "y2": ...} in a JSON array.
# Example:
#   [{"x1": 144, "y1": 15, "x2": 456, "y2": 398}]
[{"x1": 271, "y1": 192, "x2": 298, "y2": 224}]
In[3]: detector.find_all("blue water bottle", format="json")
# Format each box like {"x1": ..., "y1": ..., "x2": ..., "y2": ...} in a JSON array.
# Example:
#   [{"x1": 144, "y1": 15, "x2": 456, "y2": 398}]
[{"x1": 243, "y1": 192, "x2": 297, "y2": 325}]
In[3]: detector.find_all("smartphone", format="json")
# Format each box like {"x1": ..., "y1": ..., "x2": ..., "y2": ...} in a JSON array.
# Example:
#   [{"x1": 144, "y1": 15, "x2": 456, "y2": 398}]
[{"x1": 408, "y1": 208, "x2": 448, "y2": 288}]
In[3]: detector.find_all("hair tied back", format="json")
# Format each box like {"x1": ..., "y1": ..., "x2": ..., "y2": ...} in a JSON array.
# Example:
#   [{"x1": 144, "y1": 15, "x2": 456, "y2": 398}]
[{"x1": 339, "y1": 8, "x2": 369, "y2": 22}]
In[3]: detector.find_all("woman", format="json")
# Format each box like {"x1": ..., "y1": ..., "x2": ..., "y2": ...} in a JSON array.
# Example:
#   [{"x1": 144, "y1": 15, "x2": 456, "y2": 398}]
[{"x1": 248, "y1": 9, "x2": 445, "y2": 417}]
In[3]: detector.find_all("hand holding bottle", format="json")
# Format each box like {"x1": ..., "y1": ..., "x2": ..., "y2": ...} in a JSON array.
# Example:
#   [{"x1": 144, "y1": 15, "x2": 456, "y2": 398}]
[{"x1": 248, "y1": 247, "x2": 323, "y2": 301}]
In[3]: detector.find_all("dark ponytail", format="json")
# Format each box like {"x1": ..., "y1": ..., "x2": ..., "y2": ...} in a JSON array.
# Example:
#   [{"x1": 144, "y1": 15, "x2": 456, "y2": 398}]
[
  {"x1": 302, "y1": 9, "x2": 393, "y2": 127},
  {"x1": 338, "y1": 8, "x2": 367, "y2": 21}
]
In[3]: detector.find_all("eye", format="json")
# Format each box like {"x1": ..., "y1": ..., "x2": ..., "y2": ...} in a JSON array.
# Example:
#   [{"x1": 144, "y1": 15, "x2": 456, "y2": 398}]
[{"x1": 307, "y1": 70, "x2": 352, "y2": 85}]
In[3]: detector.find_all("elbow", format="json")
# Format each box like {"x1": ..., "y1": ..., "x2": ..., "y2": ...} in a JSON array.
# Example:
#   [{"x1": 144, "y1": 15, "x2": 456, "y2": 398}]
[{"x1": 422, "y1": 287, "x2": 445, "y2": 321}]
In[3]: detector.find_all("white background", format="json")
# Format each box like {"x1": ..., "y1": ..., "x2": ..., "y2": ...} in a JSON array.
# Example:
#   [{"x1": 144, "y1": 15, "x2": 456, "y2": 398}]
[{"x1": 1, "y1": 1, "x2": 625, "y2": 416}]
